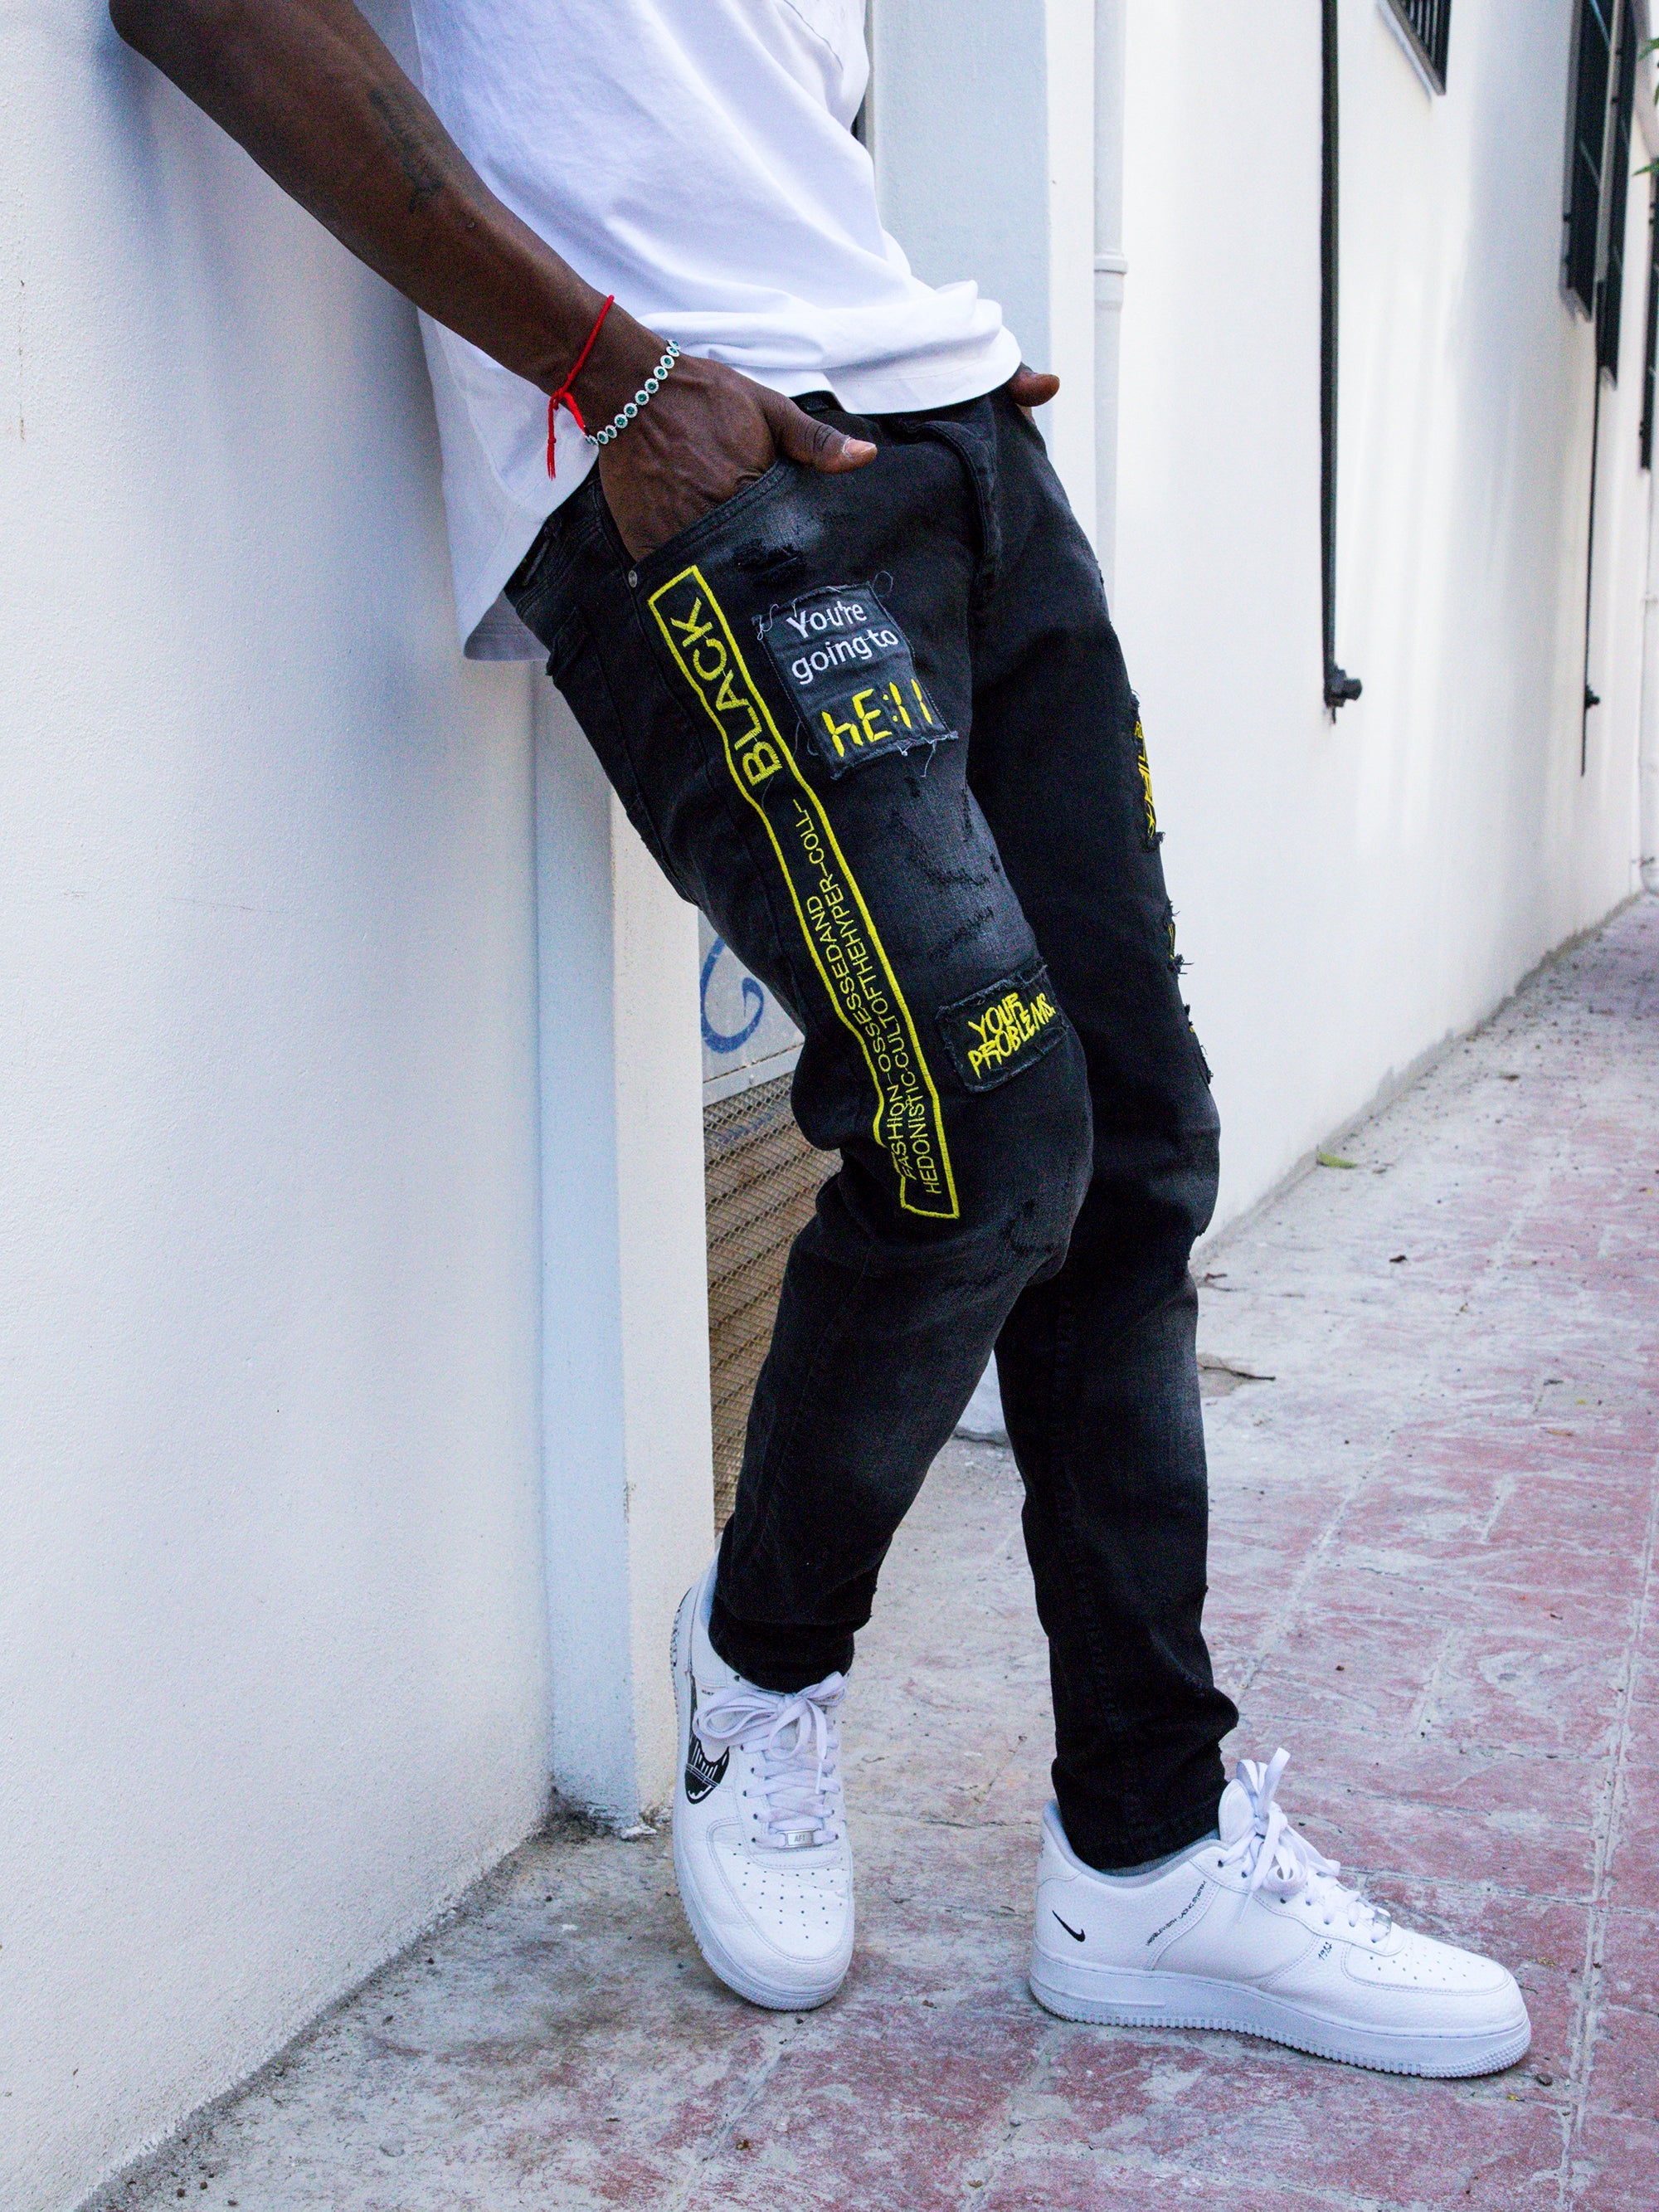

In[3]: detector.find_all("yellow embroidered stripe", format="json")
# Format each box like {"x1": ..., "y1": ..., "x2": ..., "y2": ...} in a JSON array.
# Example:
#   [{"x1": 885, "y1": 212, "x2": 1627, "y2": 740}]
[
  {"x1": 1133, "y1": 715, "x2": 1158, "y2": 847},
  {"x1": 649, "y1": 565, "x2": 959, "y2": 1221}
]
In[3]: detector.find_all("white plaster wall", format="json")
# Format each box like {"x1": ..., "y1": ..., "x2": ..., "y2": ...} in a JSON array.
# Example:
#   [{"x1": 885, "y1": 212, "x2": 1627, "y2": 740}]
[
  {"x1": 1, "y1": 10, "x2": 553, "y2": 2208},
  {"x1": 1116, "y1": 0, "x2": 1649, "y2": 1230}
]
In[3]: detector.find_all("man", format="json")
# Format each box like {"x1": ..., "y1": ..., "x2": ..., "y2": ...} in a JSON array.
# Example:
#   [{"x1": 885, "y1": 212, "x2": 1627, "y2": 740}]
[{"x1": 112, "y1": 0, "x2": 1530, "y2": 2075}]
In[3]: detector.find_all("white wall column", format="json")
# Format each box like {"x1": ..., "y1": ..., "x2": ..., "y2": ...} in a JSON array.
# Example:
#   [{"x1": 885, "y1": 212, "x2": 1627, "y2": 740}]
[
  {"x1": 866, "y1": 0, "x2": 1097, "y2": 530},
  {"x1": 1094, "y1": 0, "x2": 1128, "y2": 600},
  {"x1": 1044, "y1": 0, "x2": 1099, "y2": 537},
  {"x1": 533, "y1": 682, "x2": 714, "y2": 1825}
]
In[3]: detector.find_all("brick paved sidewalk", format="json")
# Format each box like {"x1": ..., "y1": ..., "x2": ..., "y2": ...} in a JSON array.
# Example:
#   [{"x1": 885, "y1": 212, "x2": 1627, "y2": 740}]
[{"x1": 105, "y1": 901, "x2": 1659, "y2": 2212}]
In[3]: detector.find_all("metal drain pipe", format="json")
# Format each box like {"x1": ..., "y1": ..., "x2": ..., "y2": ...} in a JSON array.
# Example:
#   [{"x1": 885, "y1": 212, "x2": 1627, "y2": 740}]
[
  {"x1": 1321, "y1": 0, "x2": 1361, "y2": 712},
  {"x1": 1640, "y1": 473, "x2": 1659, "y2": 891},
  {"x1": 1634, "y1": 5, "x2": 1659, "y2": 889}
]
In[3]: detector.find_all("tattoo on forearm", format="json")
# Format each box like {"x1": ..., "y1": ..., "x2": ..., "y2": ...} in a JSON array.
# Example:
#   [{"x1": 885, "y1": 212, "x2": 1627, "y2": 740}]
[{"x1": 367, "y1": 84, "x2": 448, "y2": 215}]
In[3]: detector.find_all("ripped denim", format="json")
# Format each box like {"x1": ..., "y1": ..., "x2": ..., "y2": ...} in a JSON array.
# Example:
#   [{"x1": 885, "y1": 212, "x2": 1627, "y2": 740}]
[{"x1": 508, "y1": 387, "x2": 1237, "y2": 1869}]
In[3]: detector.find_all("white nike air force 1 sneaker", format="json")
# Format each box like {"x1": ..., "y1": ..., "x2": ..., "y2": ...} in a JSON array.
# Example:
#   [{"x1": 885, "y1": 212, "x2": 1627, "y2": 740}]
[
  {"x1": 669, "y1": 1560, "x2": 854, "y2": 2010},
  {"x1": 1030, "y1": 1749, "x2": 1531, "y2": 2078}
]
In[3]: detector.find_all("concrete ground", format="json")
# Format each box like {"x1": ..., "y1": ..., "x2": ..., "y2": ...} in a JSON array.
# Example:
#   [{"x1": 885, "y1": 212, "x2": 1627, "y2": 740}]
[{"x1": 100, "y1": 902, "x2": 1659, "y2": 2212}]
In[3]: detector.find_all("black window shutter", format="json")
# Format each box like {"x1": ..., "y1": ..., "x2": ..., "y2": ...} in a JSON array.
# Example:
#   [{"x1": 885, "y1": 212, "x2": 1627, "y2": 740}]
[
  {"x1": 1598, "y1": 2, "x2": 1639, "y2": 378},
  {"x1": 1566, "y1": 0, "x2": 1616, "y2": 317}
]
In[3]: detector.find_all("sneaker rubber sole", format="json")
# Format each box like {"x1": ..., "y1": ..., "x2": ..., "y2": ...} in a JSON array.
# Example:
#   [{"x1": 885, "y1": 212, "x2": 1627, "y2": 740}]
[
  {"x1": 669, "y1": 1590, "x2": 844, "y2": 2014},
  {"x1": 1029, "y1": 1955, "x2": 1531, "y2": 2078}
]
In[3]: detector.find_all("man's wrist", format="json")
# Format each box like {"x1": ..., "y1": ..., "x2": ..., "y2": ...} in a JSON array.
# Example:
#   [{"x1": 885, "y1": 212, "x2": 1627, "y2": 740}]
[{"x1": 565, "y1": 306, "x2": 669, "y2": 427}]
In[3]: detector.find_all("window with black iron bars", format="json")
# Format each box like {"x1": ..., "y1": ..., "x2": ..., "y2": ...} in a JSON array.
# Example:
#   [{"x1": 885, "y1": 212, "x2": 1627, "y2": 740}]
[{"x1": 1384, "y1": 0, "x2": 1452, "y2": 93}]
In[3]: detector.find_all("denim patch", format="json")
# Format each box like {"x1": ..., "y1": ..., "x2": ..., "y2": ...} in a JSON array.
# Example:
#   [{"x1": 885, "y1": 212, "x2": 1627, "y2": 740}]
[
  {"x1": 936, "y1": 962, "x2": 1069, "y2": 1092},
  {"x1": 761, "y1": 585, "x2": 956, "y2": 774}
]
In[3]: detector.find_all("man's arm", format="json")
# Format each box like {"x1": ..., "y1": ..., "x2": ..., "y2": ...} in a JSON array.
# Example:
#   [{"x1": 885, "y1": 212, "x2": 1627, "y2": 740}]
[{"x1": 107, "y1": 0, "x2": 878, "y2": 557}]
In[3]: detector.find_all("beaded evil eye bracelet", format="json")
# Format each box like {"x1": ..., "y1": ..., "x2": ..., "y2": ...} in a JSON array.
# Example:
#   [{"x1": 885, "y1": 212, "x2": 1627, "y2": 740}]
[
  {"x1": 545, "y1": 295, "x2": 681, "y2": 476},
  {"x1": 586, "y1": 342, "x2": 681, "y2": 450}
]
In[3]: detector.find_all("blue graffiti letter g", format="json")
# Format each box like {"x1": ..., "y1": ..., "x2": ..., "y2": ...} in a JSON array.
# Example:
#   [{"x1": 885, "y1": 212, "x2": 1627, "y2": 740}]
[{"x1": 700, "y1": 936, "x2": 766, "y2": 1054}]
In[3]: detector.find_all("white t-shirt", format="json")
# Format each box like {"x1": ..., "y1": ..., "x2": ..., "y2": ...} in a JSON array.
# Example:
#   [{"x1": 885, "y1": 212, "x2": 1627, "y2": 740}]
[{"x1": 404, "y1": 0, "x2": 1020, "y2": 655}]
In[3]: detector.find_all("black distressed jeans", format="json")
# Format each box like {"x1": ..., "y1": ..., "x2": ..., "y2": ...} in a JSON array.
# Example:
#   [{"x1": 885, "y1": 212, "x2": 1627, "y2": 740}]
[{"x1": 508, "y1": 387, "x2": 1238, "y2": 1869}]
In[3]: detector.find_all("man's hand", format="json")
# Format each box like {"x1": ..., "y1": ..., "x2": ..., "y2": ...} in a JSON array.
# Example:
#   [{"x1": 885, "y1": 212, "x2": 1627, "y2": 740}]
[
  {"x1": 589, "y1": 344, "x2": 874, "y2": 563},
  {"x1": 1005, "y1": 364, "x2": 1060, "y2": 417}
]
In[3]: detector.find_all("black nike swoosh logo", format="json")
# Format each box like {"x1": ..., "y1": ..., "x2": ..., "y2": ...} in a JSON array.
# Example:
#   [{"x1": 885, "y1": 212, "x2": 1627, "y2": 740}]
[
  {"x1": 684, "y1": 1678, "x2": 729, "y2": 1804},
  {"x1": 1052, "y1": 1912, "x2": 1087, "y2": 1944}
]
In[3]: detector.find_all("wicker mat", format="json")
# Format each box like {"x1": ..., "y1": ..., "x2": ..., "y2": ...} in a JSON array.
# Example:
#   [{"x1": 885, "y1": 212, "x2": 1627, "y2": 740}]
[{"x1": 703, "y1": 1072, "x2": 835, "y2": 1527}]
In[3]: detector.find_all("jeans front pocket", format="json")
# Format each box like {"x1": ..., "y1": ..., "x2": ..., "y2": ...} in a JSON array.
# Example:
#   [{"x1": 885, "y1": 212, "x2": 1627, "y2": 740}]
[{"x1": 601, "y1": 460, "x2": 797, "y2": 584}]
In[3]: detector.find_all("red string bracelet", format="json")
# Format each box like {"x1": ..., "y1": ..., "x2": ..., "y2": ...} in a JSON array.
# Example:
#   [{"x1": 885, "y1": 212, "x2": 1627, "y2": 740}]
[{"x1": 546, "y1": 294, "x2": 615, "y2": 476}]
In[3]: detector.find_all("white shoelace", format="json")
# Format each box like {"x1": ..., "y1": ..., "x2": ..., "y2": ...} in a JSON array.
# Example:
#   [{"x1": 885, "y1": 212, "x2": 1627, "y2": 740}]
[
  {"x1": 695, "y1": 1675, "x2": 846, "y2": 1848},
  {"x1": 1220, "y1": 1748, "x2": 1391, "y2": 1940}
]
